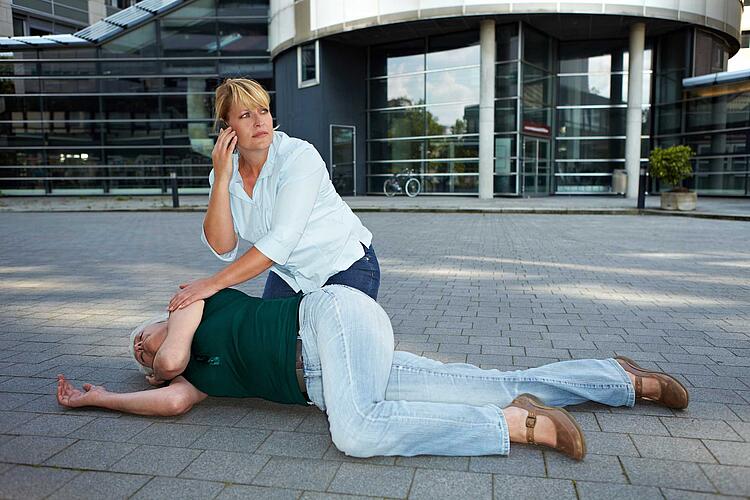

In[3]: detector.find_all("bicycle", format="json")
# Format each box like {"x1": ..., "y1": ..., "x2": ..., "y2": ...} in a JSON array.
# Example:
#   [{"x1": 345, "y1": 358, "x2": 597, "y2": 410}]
[{"x1": 383, "y1": 169, "x2": 422, "y2": 197}]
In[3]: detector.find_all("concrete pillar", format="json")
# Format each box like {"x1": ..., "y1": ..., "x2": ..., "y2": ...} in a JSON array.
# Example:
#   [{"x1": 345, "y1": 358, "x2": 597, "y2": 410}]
[
  {"x1": 478, "y1": 19, "x2": 496, "y2": 199},
  {"x1": 625, "y1": 22, "x2": 645, "y2": 199},
  {"x1": 0, "y1": 0, "x2": 14, "y2": 38}
]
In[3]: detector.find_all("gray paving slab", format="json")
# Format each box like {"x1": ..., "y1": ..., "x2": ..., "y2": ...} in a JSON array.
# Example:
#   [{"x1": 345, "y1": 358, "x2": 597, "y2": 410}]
[
  {"x1": 0, "y1": 435, "x2": 76, "y2": 464},
  {"x1": 630, "y1": 435, "x2": 717, "y2": 463},
  {"x1": 2, "y1": 212, "x2": 750, "y2": 498},
  {"x1": 44, "y1": 439, "x2": 137, "y2": 470},
  {"x1": 253, "y1": 456, "x2": 340, "y2": 491},
  {"x1": 328, "y1": 462, "x2": 415, "y2": 498},
  {"x1": 189, "y1": 426, "x2": 271, "y2": 453},
  {"x1": 0, "y1": 464, "x2": 79, "y2": 500},
  {"x1": 576, "y1": 482, "x2": 663, "y2": 500},
  {"x1": 468, "y1": 447, "x2": 546, "y2": 477},
  {"x1": 217, "y1": 484, "x2": 301, "y2": 500},
  {"x1": 621, "y1": 457, "x2": 716, "y2": 491},
  {"x1": 179, "y1": 449, "x2": 269, "y2": 484},
  {"x1": 409, "y1": 469, "x2": 492, "y2": 500},
  {"x1": 255, "y1": 430, "x2": 332, "y2": 458},
  {"x1": 699, "y1": 464, "x2": 750, "y2": 497},
  {"x1": 492, "y1": 474, "x2": 577, "y2": 500},
  {"x1": 47, "y1": 471, "x2": 151, "y2": 500},
  {"x1": 130, "y1": 422, "x2": 209, "y2": 447},
  {"x1": 131, "y1": 477, "x2": 225, "y2": 500},
  {"x1": 109, "y1": 444, "x2": 202, "y2": 476},
  {"x1": 546, "y1": 453, "x2": 627, "y2": 483}
]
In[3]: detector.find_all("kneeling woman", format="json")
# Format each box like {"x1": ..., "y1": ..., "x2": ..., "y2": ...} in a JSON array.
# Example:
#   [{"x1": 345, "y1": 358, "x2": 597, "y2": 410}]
[{"x1": 57, "y1": 286, "x2": 689, "y2": 460}]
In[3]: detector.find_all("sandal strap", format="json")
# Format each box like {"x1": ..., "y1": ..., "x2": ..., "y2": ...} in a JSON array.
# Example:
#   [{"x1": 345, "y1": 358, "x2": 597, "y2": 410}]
[
  {"x1": 634, "y1": 375, "x2": 643, "y2": 398},
  {"x1": 525, "y1": 411, "x2": 537, "y2": 444}
]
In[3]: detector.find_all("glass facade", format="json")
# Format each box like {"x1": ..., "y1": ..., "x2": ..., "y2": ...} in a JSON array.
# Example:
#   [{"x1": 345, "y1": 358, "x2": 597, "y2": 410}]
[
  {"x1": 653, "y1": 28, "x2": 748, "y2": 196},
  {"x1": 1, "y1": 9, "x2": 745, "y2": 197},
  {"x1": 367, "y1": 31, "x2": 482, "y2": 195},
  {"x1": 0, "y1": 0, "x2": 271, "y2": 195},
  {"x1": 556, "y1": 40, "x2": 652, "y2": 193}
]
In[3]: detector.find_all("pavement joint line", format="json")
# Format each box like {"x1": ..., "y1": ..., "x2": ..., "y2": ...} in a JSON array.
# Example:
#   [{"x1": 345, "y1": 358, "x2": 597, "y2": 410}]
[{"x1": 2, "y1": 205, "x2": 749, "y2": 221}]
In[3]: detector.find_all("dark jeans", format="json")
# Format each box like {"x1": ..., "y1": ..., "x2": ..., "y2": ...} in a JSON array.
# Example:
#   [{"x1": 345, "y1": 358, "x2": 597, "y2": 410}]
[{"x1": 262, "y1": 243, "x2": 380, "y2": 300}]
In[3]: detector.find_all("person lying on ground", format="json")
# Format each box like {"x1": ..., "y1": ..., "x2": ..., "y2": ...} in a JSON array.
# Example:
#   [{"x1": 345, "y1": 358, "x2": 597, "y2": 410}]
[{"x1": 57, "y1": 285, "x2": 689, "y2": 460}]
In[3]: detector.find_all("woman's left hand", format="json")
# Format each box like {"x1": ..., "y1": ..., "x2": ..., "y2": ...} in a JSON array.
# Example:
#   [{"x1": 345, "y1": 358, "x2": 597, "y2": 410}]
[{"x1": 168, "y1": 277, "x2": 220, "y2": 311}]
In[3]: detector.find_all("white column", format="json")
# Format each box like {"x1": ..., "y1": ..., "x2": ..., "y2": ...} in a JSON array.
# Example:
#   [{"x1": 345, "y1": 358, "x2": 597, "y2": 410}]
[
  {"x1": 625, "y1": 22, "x2": 645, "y2": 200},
  {"x1": 478, "y1": 19, "x2": 496, "y2": 199}
]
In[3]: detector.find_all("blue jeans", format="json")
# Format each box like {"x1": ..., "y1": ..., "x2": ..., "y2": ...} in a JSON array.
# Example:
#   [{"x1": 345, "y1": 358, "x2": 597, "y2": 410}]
[
  {"x1": 262, "y1": 244, "x2": 380, "y2": 300},
  {"x1": 298, "y1": 285, "x2": 635, "y2": 458}
]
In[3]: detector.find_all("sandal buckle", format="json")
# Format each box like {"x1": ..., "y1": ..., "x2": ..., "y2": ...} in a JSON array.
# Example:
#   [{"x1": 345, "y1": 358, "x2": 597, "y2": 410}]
[{"x1": 526, "y1": 415, "x2": 537, "y2": 428}]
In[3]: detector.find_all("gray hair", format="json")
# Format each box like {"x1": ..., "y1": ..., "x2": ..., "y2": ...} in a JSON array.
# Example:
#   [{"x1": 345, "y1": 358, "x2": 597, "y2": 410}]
[{"x1": 128, "y1": 313, "x2": 168, "y2": 376}]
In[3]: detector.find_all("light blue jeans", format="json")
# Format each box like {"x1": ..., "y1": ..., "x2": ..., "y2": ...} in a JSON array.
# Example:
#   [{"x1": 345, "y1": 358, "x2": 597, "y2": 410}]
[{"x1": 298, "y1": 285, "x2": 635, "y2": 458}]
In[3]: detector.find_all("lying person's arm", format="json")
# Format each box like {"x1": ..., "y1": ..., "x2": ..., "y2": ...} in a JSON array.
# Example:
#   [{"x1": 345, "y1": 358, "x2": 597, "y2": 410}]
[
  {"x1": 57, "y1": 374, "x2": 207, "y2": 417},
  {"x1": 152, "y1": 299, "x2": 205, "y2": 381}
]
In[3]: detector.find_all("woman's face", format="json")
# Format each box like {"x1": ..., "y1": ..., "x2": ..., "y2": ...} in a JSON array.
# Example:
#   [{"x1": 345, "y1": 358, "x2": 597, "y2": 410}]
[
  {"x1": 224, "y1": 100, "x2": 274, "y2": 152},
  {"x1": 133, "y1": 321, "x2": 167, "y2": 369}
]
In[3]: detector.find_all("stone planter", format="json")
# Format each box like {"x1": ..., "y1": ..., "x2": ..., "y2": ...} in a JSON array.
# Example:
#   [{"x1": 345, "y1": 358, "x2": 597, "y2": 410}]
[{"x1": 660, "y1": 191, "x2": 697, "y2": 211}]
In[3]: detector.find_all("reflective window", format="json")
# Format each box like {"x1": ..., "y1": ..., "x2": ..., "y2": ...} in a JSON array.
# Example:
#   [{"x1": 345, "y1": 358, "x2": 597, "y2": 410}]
[
  {"x1": 370, "y1": 39, "x2": 425, "y2": 77},
  {"x1": 426, "y1": 68, "x2": 479, "y2": 105},
  {"x1": 426, "y1": 31, "x2": 479, "y2": 71},
  {"x1": 101, "y1": 24, "x2": 158, "y2": 58},
  {"x1": 162, "y1": 18, "x2": 218, "y2": 58},
  {"x1": 298, "y1": 41, "x2": 318, "y2": 87},
  {"x1": 694, "y1": 30, "x2": 728, "y2": 76}
]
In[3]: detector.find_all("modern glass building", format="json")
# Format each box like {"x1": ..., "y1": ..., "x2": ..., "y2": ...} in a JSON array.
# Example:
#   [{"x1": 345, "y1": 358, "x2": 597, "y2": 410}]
[
  {"x1": 0, "y1": 0, "x2": 271, "y2": 194},
  {"x1": 1, "y1": 0, "x2": 748, "y2": 197}
]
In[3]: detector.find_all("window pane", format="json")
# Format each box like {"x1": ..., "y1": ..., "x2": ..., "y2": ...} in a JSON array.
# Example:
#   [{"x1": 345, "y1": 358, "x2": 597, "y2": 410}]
[
  {"x1": 426, "y1": 67, "x2": 479, "y2": 105},
  {"x1": 496, "y1": 23, "x2": 519, "y2": 62},
  {"x1": 494, "y1": 99, "x2": 517, "y2": 133},
  {"x1": 101, "y1": 60, "x2": 160, "y2": 76},
  {"x1": 216, "y1": 0, "x2": 267, "y2": 16},
  {"x1": 427, "y1": 136, "x2": 478, "y2": 159},
  {"x1": 162, "y1": 18, "x2": 218, "y2": 57},
  {"x1": 218, "y1": 19, "x2": 267, "y2": 55},
  {"x1": 370, "y1": 74, "x2": 424, "y2": 108},
  {"x1": 370, "y1": 107, "x2": 425, "y2": 139},
  {"x1": 369, "y1": 140, "x2": 424, "y2": 161},
  {"x1": 496, "y1": 62, "x2": 518, "y2": 98},
  {"x1": 425, "y1": 103, "x2": 478, "y2": 135},
  {"x1": 42, "y1": 78, "x2": 97, "y2": 93},
  {"x1": 101, "y1": 24, "x2": 157, "y2": 58},
  {"x1": 300, "y1": 42, "x2": 316, "y2": 82},
  {"x1": 523, "y1": 26, "x2": 550, "y2": 70},
  {"x1": 102, "y1": 95, "x2": 159, "y2": 120},
  {"x1": 370, "y1": 38, "x2": 425, "y2": 77},
  {"x1": 167, "y1": 0, "x2": 215, "y2": 18},
  {"x1": 426, "y1": 31, "x2": 479, "y2": 71},
  {"x1": 47, "y1": 122, "x2": 100, "y2": 146}
]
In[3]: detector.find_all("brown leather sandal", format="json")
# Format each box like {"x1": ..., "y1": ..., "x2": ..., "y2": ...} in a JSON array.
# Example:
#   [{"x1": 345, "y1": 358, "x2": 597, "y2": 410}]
[
  {"x1": 510, "y1": 393, "x2": 586, "y2": 461},
  {"x1": 615, "y1": 356, "x2": 689, "y2": 410}
]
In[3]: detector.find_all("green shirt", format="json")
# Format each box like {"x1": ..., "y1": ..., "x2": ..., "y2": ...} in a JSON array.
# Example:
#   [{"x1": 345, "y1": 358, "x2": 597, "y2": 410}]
[{"x1": 181, "y1": 288, "x2": 307, "y2": 405}]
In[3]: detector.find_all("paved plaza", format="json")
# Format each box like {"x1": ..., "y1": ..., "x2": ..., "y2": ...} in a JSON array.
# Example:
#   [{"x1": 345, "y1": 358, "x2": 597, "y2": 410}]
[{"x1": 0, "y1": 211, "x2": 749, "y2": 499}]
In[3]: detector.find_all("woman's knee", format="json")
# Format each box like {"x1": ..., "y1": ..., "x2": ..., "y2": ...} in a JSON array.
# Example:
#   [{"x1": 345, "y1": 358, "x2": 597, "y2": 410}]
[{"x1": 328, "y1": 417, "x2": 379, "y2": 458}]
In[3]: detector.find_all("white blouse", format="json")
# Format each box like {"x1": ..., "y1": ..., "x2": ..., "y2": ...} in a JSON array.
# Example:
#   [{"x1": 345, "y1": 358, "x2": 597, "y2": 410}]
[{"x1": 201, "y1": 130, "x2": 373, "y2": 293}]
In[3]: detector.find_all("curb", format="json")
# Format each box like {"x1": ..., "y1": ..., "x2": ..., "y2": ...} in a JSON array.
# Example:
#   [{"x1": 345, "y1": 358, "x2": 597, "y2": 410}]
[{"x1": 1, "y1": 206, "x2": 748, "y2": 221}]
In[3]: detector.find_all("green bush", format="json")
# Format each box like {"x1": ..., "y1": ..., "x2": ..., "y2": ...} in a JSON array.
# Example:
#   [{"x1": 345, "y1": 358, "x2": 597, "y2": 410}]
[{"x1": 648, "y1": 145, "x2": 694, "y2": 191}]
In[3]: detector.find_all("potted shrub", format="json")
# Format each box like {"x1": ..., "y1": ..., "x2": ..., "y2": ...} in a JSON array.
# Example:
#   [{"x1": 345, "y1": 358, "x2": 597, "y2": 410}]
[{"x1": 648, "y1": 145, "x2": 696, "y2": 211}]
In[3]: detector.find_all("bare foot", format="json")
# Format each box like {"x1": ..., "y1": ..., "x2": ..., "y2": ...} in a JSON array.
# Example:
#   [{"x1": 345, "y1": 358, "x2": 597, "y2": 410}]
[{"x1": 504, "y1": 406, "x2": 557, "y2": 447}]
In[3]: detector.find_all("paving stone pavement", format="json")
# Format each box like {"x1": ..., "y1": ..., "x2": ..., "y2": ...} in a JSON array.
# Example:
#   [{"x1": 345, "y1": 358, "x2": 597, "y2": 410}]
[{"x1": 0, "y1": 212, "x2": 749, "y2": 499}]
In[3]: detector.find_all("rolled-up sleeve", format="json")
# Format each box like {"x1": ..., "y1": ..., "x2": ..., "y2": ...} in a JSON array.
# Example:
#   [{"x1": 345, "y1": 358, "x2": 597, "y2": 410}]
[
  {"x1": 253, "y1": 146, "x2": 325, "y2": 265},
  {"x1": 201, "y1": 225, "x2": 239, "y2": 261},
  {"x1": 201, "y1": 168, "x2": 240, "y2": 262}
]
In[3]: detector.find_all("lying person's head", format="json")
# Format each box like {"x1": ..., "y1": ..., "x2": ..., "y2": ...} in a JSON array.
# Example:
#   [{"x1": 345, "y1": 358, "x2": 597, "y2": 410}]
[{"x1": 128, "y1": 314, "x2": 168, "y2": 375}]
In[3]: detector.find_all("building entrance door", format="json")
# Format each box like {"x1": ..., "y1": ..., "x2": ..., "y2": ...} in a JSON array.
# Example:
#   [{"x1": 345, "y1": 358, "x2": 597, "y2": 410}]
[
  {"x1": 521, "y1": 136, "x2": 551, "y2": 196},
  {"x1": 330, "y1": 125, "x2": 356, "y2": 196}
]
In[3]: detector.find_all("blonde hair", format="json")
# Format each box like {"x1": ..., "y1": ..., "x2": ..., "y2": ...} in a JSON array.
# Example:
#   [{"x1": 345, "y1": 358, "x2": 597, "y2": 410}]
[
  {"x1": 214, "y1": 78, "x2": 271, "y2": 128},
  {"x1": 128, "y1": 313, "x2": 168, "y2": 376}
]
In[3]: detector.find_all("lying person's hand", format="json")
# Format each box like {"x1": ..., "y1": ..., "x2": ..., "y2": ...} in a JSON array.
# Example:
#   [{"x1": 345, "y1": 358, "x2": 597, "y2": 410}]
[
  {"x1": 168, "y1": 277, "x2": 219, "y2": 312},
  {"x1": 57, "y1": 374, "x2": 106, "y2": 408}
]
